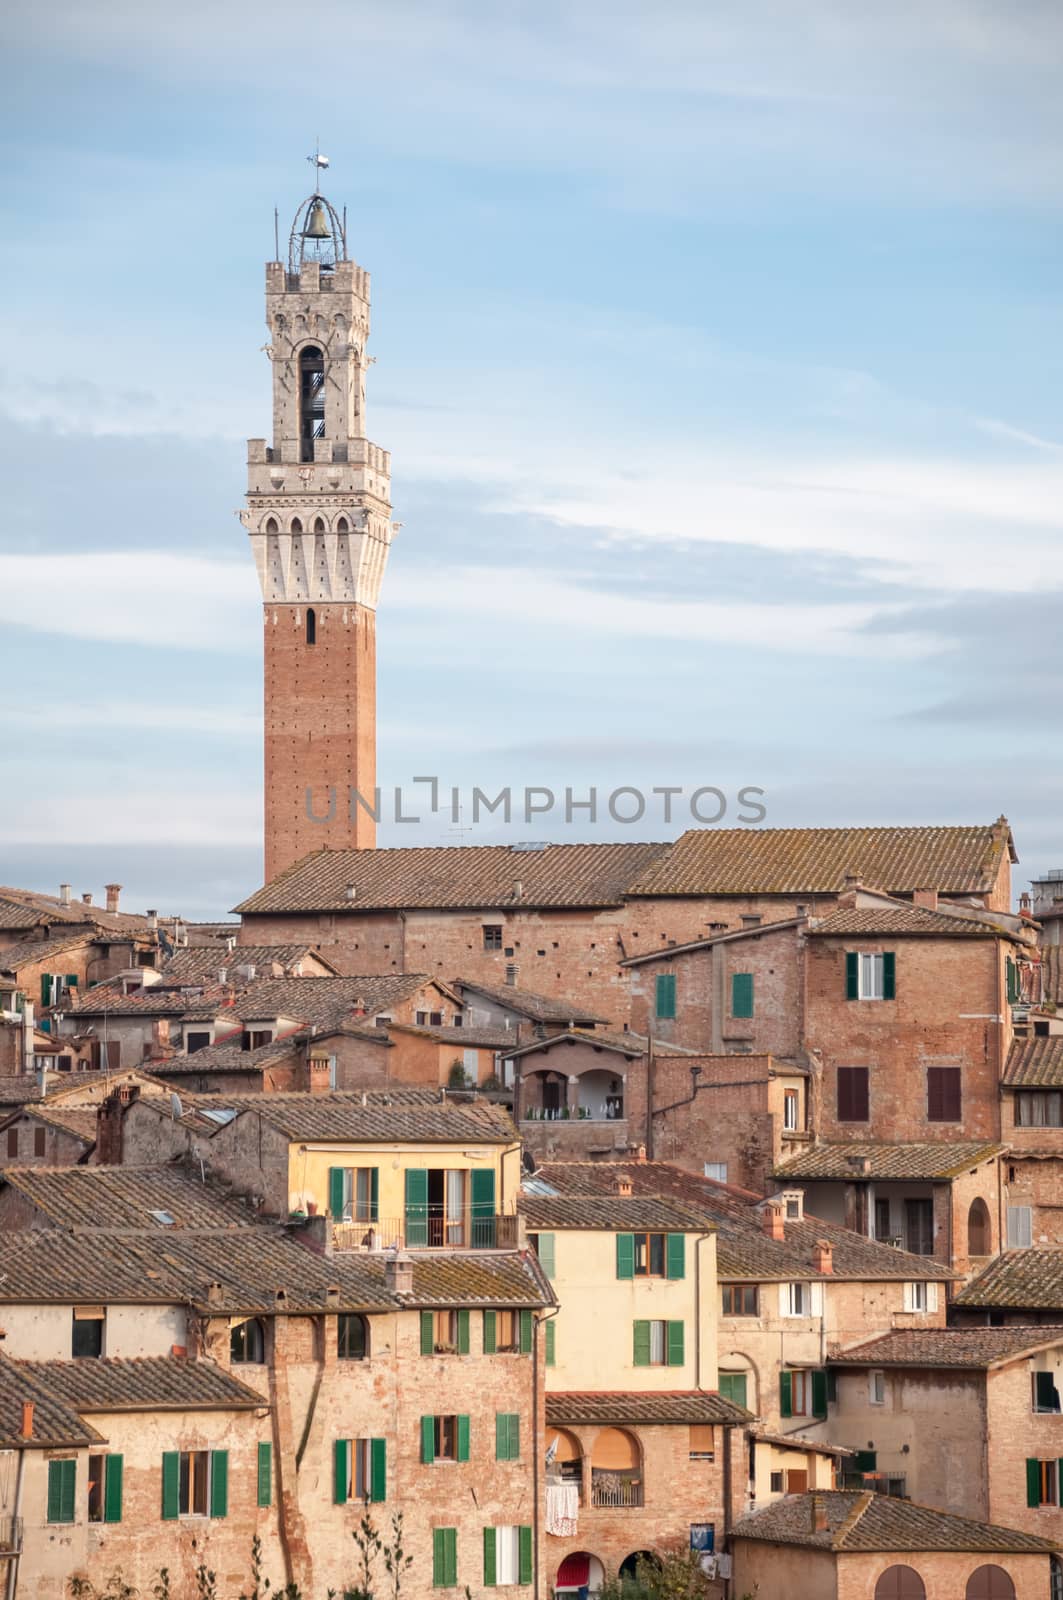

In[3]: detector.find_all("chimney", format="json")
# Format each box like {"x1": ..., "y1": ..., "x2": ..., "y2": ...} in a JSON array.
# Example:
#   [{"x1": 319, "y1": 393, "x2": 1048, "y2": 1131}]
[
  {"x1": 105, "y1": 884, "x2": 122, "y2": 914},
  {"x1": 762, "y1": 1203, "x2": 785, "y2": 1240},
  {"x1": 19, "y1": 1401, "x2": 33, "y2": 1440},
  {"x1": 307, "y1": 1049, "x2": 333, "y2": 1094},
  {"x1": 81, "y1": 893, "x2": 93, "y2": 907},
  {"x1": 146, "y1": 909, "x2": 158, "y2": 930},
  {"x1": 95, "y1": 1090, "x2": 127, "y2": 1165},
  {"x1": 345, "y1": 884, "x2": 357, "y2": 902},
  {"x1": 325, "y1": 1285, "x2": 340, "y2": 1306},
  {"x1": 635, "y1": 1144, "x2": 647, "y2": 1164},
  {"x1": 206, "y1": 1282, "x2": 223, "y2": 1306},
  {"x1": 616, "y1": 1175, "x2": 633, "y2": 1197},
  {"x1": 810, "y1": 1495, "x2": 828, "y2": 1533},
  {"x1": 150, "y1": 1020, "x2": 171, "y2": 1056},
  {"x1": 813, "y1": 1239, "x2": 833, "y2": 1274},
  {"x1": 505, "y1": 964, "x2": 518, "y2": 987},
  {"x1": 385, "y1": 1250, "x2": 414, "y2": 1295},
  {"x1": 59, "y1": 884, "x2": 72, "y2": 908},
  {"x1": 513, "y1": 879, "x2": 523, "y2": 901},
  {"x1": 848, "y1": 1154, "x2": 872, "y2": 1177},
  {"x1": 913, "y1": 886, "x2": 939, "y2": 911}
]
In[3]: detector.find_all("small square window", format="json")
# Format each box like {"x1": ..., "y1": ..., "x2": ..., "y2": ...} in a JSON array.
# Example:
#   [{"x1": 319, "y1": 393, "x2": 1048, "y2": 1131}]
[
  {"x1": 72, "y1": 1309, "x2": 104, "y2": 1359},
  {"x1": 482, "y1": 926, "x2": 503, "y2": 951},
  {"x1": 870, "y1": 1370, "x2": 886, "y2": 1405}
]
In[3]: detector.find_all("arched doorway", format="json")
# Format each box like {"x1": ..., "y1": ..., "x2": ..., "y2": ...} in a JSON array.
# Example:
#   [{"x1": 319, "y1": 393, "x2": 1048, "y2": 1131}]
[
  {"x1": 965, "y1": 1567, "x2": 1016, "y2": 1600},
  {"x1": 556, "y1": 1554, "x2": 604, "y2": 1597},
  {"x1": 590, "y1": 1427, "x2": 642, "y2": 1507},
  {"x1": 874, "y1": 1568, "x2": 925, "y2": 1600},
  {"x1": 968, "y1": 1198, "x2": 991, "y2": 1256}
]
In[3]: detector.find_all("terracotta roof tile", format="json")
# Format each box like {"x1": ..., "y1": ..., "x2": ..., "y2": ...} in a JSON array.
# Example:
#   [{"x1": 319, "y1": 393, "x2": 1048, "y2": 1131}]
[
  {"x1": 1004, "y1": 1038, "x2": 1063, "y2": 1087},
  {"x1": 161, "y1": 946, "x2": 338, "y2": 981},
  {"x1": 0, "y1": 934, "x2": 97, "y2": 972},
  {"x1": 148, "y1": 1039, "x2": 302, "y2": 1077},
  {"x1": 68, "y1": 979, "x2": 236, "y2": 1018},
  {"x1": 955, "y1": 1251, "x2": 1063, "y2": 1310},
  {"x1": 453, "y1": 978, "x2": 606, "y2": 1025},
  {"x1": 732, "y1": 1490, "x2": 1056, "y2": 1553},
  {"x1": 546, "y1": 1390, "x2": 750, "y2": 1425},
  {"x1": 0, "y1": 1167, "x2": 261, "y2": 1231},
  {"x1": 235, "y1": 842, "x2": 670, "y2": 915},
  {"x1": 13, "y1": 1105, "x2": 98, "y2": 1143},
  {"x1": 829, "y1": 1326, "x2": 1063, "y2": 1368},
  {"x1": 0, "y1": 1351, "x2": 100, "y2": 1449},
  {"x1": 774, "y1": 1141, "x2": 1004, "y2": 1182},
  {"x1": 19, "y1": 1357, "x2": 266, "y2": 1411},
  {"x1": 227, "y1": 1091, "x2": 517, "y2": 1145},
  {"x1": 518, "y1": 1195, "x2": 711, "y2": 1232},
  {"x1": 807, "y1": 906, "x2": 1007, "y2": 939}
]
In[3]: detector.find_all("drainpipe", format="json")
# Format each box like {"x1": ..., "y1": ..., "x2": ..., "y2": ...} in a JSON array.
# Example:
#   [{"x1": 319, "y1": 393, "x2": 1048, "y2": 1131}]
[
  {"x1": 532, "y1": 1314, "x2": 542, "y2": 1600},
  {"x1": 6, "y1": 1446, "x2": 26, "y2": 1600},
  {"x1": 645, "y1": 1027, "x2": 655, "y2": 1158}
]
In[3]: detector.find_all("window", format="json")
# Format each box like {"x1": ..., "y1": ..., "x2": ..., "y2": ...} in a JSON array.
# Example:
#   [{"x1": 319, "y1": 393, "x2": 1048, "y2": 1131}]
[
  {"x1": 5, "y1": 1128, "x2": 16, "y2": 1157},
  {"x1": 634, "y1": 1233, "x2": 665, "y2": 1276},
  {"x1": 298, "y1": 345, "x2": 325, "y2": 461},
  {"x1": 72, "y1": 1307, "x2": 104, "y2": 1359},
  {"x1": 1027, "y1": 1457, "x2": 1061, "y2": 1508},
  {"x1": 769, "y1": 1470, "x2": 784, "y2": 1493},
  {"x1": 965, "y1": 1568, "x2": 1016, "y2": 1600},
  {"x1": 529, "y1": 1231, "x2": 555, "y2": 1278},
  {"x1": 927, "y1": 1066, "x2": 962, "y2": 1123},
  {"x1": 781, "y1": 1282, "x2": 814, "y2": 1317},
  {"x1": 334, "y1": 1438, "x2": 387, "y2": 1502},
  {"x1": 1007, "y1": 1206, "x2": 1033, "y2": 1248},
  {"x1": 545, "y1": 1320, "x2": 556, "y2": 1367},
  {"x1": 783, "y1": 1089, "x2": 799, "y2": 1131},
  {"x1": 731, "y1": 972, "x2": 754, "y2": 1018},
  {"x1": 483, "y1": 1525, "x2": 532, "y2": 1587},
  {"x1": 780, "y1": 1368, "x2": 827, "y2": 1419},
  {"x1": 422, "y1": 1414, "x2": 469, "y2": 1464},
  {"x1": 904, "y1": 1199, "x2": 934, "y2": 1256},
  {"x1": 846, "y1": 950, "x2": 895, "y2": 1000},
  {"x1": 837, "y1": 1066, "x2": 870, "y2": 1122},
  {"x1": 902, "y1": 1281, "x2": 939, "y2": 1314},
  {"x1": 718, "y1": 1372, "x2": 748, "y2": 1408},
  {"x1": 328, "y1": 1165, "x2": 379, "y2": 1223},
  {"x1": 1016, "y1": 1091, "x2": 1063, "y2": 1127},
  {"x1": 740, "y1": 914, "x2": 762, "y2": 928},
  {"x1": 655, "y1": 973, "x2": 677, "y2": 1020},
  {"x1": 703, "y1": 1161, "x2": 728, "y2": 1183},
  {"x1": 230, "y1": 1318, "x2": 266, "y2": 1363},
  {"x1": 483, "y1": 1309, "x2": 531, "y2": 1354},
  {"x1": 338, "y1": 1313, "x2": 368, "y2": 1360},
  {"x1": 616, "y1": 1232, "x2": 685, "y2": 1280},
  {"x1": 186, "y1": 1031, "x2": 210, "y2": 1054},
  {"x1": 722, "y1": 1285, "x2": 758, "y2": 1317},
  {"x1": 421, "y1": 1309, "x2": 469, "y2": 1355},
  {"x1": 87, "y1": 1454, "x2": 122, "y2": 1523},
  {"x1": 870, "y1": 1370, "x2": 886, "y2": 1405},
  {"x1": 1033, "y1": 1371, "x2": 1062, "y2": 1414},
  {"x1": 688, "y1": 1425, "x2": 715, "y2": 1461},
  {"x1": 874, "y1": 1569, "x2": 925, "y2": 1600},
  {"x1": 495, "y1": 1413, "x2": 520, "y2": 1460},
  {"x1": 47, "y1": 1459, "x2": 76, "y2": 1524},
  {"x1": 161, "y1": 1449, "x2": 228, "y2": 1519},
  {"x1": 968, "y1": 1198, "x2": 991, "y2": 1256},
  {"x1": 633, "y1": 1319, "x2": 684, "y2": 1367},
  {"x1": 482, "y1": 926, "x2": 503, "y2": 951},
  {"x1": 33, "y1": 1126, "x2": 46, "y2": 1157},
  {"x1": 433, "y1": 1527, "x2": 458, "y2": 1588}
]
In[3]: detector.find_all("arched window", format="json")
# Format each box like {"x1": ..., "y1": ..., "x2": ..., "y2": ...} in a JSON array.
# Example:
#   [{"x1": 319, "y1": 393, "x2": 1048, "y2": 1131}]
[
  {"x1": 546, "y1": 1427, "x2": 582, "y2": 1490},
  {"x1": 265, "y1": 516, "x2": 279, "y2": 534},
  {"x1": 313, "y1": 516, "x2": 326, "y2": 533},
  {"x1": 590, "y1": 1427, "x2": 642, "y2": 1507},
  {"x1": 555, "y1": 1555, "x2": 604, "y2": 1596},
  {"x1": 337, "y1": 1313, "x2": 368, "y2": 1360},
  {"x1": 874, "y1": 1568, "x2": 925, "y2": 1600},
  {"x1": 968, "y1": 1198, "x2": 991, "y2": 1256},
  {"x1": 230, "y1": 1318, "x2": 266, "y2": 1363},
  {"x1": 965, "y1": 1568, "x2": 1016, "y2": 1600},
  {"x1": 336, "y1": 516, "x2": 349, "y2": 533},
  {"x1": 306, "y1": 607, "x2": 316, "y2": 646},
  {"x1": 299, "y1": 345, "x2": 325, "y2": 461}
]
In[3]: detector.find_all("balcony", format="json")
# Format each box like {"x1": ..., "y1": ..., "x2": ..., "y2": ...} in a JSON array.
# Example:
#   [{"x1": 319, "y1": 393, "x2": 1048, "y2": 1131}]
[
  {"x1": 522, "y1": 1105, "x2": 624, "y2": 1123},
  {"x1": 840, "y1": 1472, "x2": 907, "y2": 1499},
  {"x1": 331, "y1": 1212, "x2": 520, "y2": 1253},
  {"x1": 591, "y1": 1471, "x2": 643, "y2": 1508}
]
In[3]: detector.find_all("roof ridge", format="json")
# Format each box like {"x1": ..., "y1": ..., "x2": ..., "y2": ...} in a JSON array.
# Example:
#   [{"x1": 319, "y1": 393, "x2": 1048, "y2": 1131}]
[{"x1": 832, "y1": 1491, "x2": 874, "y2": 1549}]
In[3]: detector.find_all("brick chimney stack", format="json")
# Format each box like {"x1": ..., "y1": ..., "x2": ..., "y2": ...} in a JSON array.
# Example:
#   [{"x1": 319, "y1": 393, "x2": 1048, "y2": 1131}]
[
  {"x1": 82, "y1": 892, "x2": 93, "y2": 906},
  {"x1": 19, "y1": 1401, "x2": 33, "y2": 1439},
  {"x1": 913, "y1": 887, "x2": 939, "y2": 911},
  {"x1": 105, "y1": 884, "x2": 122, "y2": 914},
  {"x1": 59, "y1": 884, "x2": 71, "y2": 908},
  {"x1": 811, "y1": 1495, "x2": 828, "y2": 1533},
  {"x1": 95, "y1": 1087, "x2": 135, "y2": 1165},
  {"x1": 616, "y1": 1176, "x2": 634, "y2": 1197},
  {"x1": 813, "y1": 1240, "x2": 834, "y2": 1274},
  {"x1": 762, "y1": 1203, "x2": 786, "y2": 1240},
  {"x1": 385, "y1": 1250, "x2": 414, "y2": 1295}
]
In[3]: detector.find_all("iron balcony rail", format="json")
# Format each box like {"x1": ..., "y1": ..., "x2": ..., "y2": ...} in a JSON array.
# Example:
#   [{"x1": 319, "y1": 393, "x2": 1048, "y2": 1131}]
[
  {"x1": 332, "y1": 1212, "x2": 519, "y2": 1252},
  {"x1": 591, "y1": 1474, "x2": 643, "y2": 1509}
]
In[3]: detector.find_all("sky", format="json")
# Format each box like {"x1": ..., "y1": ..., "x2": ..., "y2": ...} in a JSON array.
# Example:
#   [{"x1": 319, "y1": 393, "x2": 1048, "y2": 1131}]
[{"x1": 0, "y1": 1, "x2": 1061, "y2": 919}]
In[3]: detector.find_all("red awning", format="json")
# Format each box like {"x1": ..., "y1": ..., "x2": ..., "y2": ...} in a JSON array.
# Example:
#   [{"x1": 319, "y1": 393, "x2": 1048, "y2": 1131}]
[{"x1": 557, "y1": 1555, "x2": 590, "y2": 1587}]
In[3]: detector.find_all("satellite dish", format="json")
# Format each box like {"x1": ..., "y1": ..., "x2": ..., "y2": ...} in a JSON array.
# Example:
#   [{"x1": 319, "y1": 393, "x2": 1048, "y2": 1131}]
[{"x1": 170, "y1": 1092, "x2": 183, "y2": 1122}]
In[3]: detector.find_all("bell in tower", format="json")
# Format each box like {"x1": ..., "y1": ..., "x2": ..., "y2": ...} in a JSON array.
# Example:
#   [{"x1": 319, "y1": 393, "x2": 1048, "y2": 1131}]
[{"x1": 289, "y1": 190, "x2": 346, "y2": 274}]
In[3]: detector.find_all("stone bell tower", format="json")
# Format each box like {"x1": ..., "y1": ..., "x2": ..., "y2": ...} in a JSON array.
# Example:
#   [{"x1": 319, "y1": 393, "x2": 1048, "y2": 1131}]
[{"x1": 242, "y1": 186, "x2": 396, "y2": 882}]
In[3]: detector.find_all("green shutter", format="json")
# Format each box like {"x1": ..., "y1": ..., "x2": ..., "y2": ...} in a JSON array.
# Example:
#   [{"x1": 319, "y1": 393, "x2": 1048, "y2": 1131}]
[
  {"x1": 720, "y1": 1372, "x2": 747, "y2": 1408},
  {"x1": 41, "y1": 974, "x2": 53, "y2": 1007},
  {"x1": 369, "y1": 1166, "x2": 380, "y2": 1222},
  {"x1": 434, "y1": 1528, "x2": 457, "y2": 1587},
  {"x1": 483, "y1": 1527, "x2": 497, "y2": 1587},
  {"x1": 616, "y1": 1233, "x2": 635, "y2": 1279},
  {"x1": 257, "y1": 1441, "x2": 271, "y2": 1507},
  {"x1": 666, "y1": 1233, "x2": 686, "y2": 1280},
  {"x1": 161, "y1": 1451, "x2": 180, "y2": 1520},
  {"x1": 536, "y1": 1232, "x2": 556, "y2": 1278},
  {"x1": 48, "y1": 1459, "x2": 75, "y2": 1524},
  {"x1": 1027, "y1": 1458, "x2": 1041, "y2": 1508},
  {"x1": 470, "y1": 1169, "x2": 496, "y2": 1247},
  {"x1": 545, "y1": 1320, "x2": 556, "y2": 1367},
  {"x1": 104, "y1": 1454, "x2": 123, "y2": 1523},
  {"x1": 210, "y1": 1449, "x2": 228, "y2": 1519},
  {"x1": 457, "y1": 1415, "x2": 470, "y2": 1462},
  {"x1": 447, "y1": 1529, "x2": 458, "y2": 1587},
  {"x1": 845, "y1": 951, "x2": 859, "y2": 1000},
  {"x1": 457, "y1": 1309, "x2": 470, "y2": 1355},
  {"x1": 732, "y1": 972, "x2": 754, "y2": 1018},
  {"x1": 483, "y1": 1310, "x2": 497, "y2": 1354},
  {"x1": 509, "y1": 1415, "x2": 520, "y2": 1459},
  {"x1": 518, "y1": 1525, "x2": 533, "y2": 1585},
  {"x1": 1007, "y1": 957, "x2": 1019, "y2": 1005},
  {"x1": 421, "y1": 1309, "x2": 435, "y2": 1355},
  {"x1": 495, "y1": 1413, "x2": 519, "y2": 1461},
  {"x1": 633, "y1": 1320, "x2": 651, "y2": 1367},
  {"x1": 421, "y1": 1415, "x2": 436, "y2": 1464},
  {"x1": 655, "y1": 973, "x2": 676, "y2": 1019},
  {"x1": 666, "y1": 1320, "x2": 685, "y2": 1367},
  {"x1": 328, "y1": 1166, "x2": 345, "y2": 1219},
  {"x1": 334, "y1": 1438, "x2": 349, "y2": 1503},
  {"x1": 882, "y1": 952, "x2": 896, "y2": 1001},
  {"x1": 811, "y1": 1369, "x2": 828, "y2": 1419},
  {"x1": 370, "y1": 1438, "x2": 387, "y2": 1503},
  {"x1": 519, "y1": 1309, "x2": 533, "y2": 1355},
  {"x1": 780, "y1": 1370, "x2": 793, "y2": 1418},
  {"x1": 405, "y1": 1168, "x2": 429, "y2": 1246}
]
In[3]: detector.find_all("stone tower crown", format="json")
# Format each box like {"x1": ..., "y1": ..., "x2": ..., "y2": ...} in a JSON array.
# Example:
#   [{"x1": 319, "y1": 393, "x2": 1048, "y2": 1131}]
[{"x1": 241, "y1": 188, "x2": 395, "y2": 609}]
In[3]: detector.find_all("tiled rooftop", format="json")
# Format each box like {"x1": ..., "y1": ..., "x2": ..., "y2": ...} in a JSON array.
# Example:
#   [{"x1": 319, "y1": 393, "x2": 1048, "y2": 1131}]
[
  {"x1": 807, "y1": 905, "x2": 1007, "y2": 939},
  {"x1": 235, "y1": 841, "x2": 670, "y2": 914},
  {"x1": 534, "y1": 1160, "x2": 953, "y2": 1282},
  {"x1": 0, "y1": 934, "x2": 96, "y2": 972},
  {"x1": 1003, "y1": 1037, "x2": 1063, "y2": 1088},
  {"x1": 955, "y1": 1250, "x2": 1063, "y2": 1310},
  {"x1": 453, "y1": 977, "x2": 606, "y2": 1025},
  {"x1": 627, "y1": 821, "x2": 1012, "y2": 898},
  {"x1": 504, "y1": 1027, "x2": 652, "y2": 1061},
  {"x1": 161, "y1": 945, "x2": 338, "y2": 981},
  {"x1": 0, "y1": 886, "x2": 156, "y2": 936},
  {"x1": 20, "y1": 1357, "x2": 266, "y2": 1412},
  {"x1": 546, "y1": 1390, "x2": 750, "y2": 1425},
  {"x1": 148, "y1": 1038, "x2": 301, "y2": 1077},
  {"x1": 11, "y1": 1105, "x2": 99, "y2": 1144},
  {"x1": 0, "y1": 1351, "x2": 100, "y2": 1449},
  {"x1": 225, "y1": 1091, "x2": 517, "y2": 1145},
  {"x1": 67, "y1": 979, "x2": 236, "y2": 1018},
  {"x1": 518, "y1": 1194, "x2": 710, "y2": 1232},
  {"x1": 830, "y1": 1326, "x2": 1063, "y2": 1369},
  {"x1": 774, "y1": 1141, "x2": 1004, "y2": 1182},
  {"x1": 231, "y1": 974, "x2": 443, "y2": 1024},
  {"x1": 0, "y1": 1167, "x2": 262, "y2": 1232},
  {"x1": 732, "y1": 1490, "x2": 1056, "y2": 1553}
]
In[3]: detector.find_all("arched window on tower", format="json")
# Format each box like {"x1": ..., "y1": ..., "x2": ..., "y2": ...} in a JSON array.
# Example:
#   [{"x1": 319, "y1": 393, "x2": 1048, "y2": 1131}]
[
  {"x1": 306, "y1": 607, "x2": 316, "y2": 646},
  {"x1": 313, "y1": 516, "x2": 326, "y2": 533},
  {"x1": 291, "y1": 517, "x2": 303, "y2": 535},
  {"x1": 299, "y1": 345, "x2": 326, "y2": 461},
  {"x1": 265, "y1": 516, "x2": 278, "y2": 534},
  {"x1": 336, "y1": 516, "x2": 349, "y2": 533}
]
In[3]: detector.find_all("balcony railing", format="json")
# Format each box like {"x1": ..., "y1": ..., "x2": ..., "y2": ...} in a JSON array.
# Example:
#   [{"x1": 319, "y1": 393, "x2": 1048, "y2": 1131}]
[
  {"x1": 591, "y1": 1473, "x2": 643, "y2": 1508},
  {"x1": 332, "y1": 1212, "x2": 519, "y2": 1253},
  {"x1": 841, "y1": 1473, "x2": 907, "y2": 1499},
  {"x1": 522, "y1": 1106, "x2": 625, "y2": 1123}
]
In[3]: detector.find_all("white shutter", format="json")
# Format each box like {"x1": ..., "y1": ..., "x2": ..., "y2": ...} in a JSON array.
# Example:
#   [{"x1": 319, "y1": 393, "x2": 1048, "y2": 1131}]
[
  {"x1": 902, "y1": 1282, "x2": 914, "y2": 1313},
  {"x1": 927, "y1": 1282, "x2": 939, "y2": 1313},
  {"x1": 810, "y1": 1282, "x2": 824, "y2": 1316},
  {"x1": 779, "y1": 1284, "x2": 791, "y2": 1317}
]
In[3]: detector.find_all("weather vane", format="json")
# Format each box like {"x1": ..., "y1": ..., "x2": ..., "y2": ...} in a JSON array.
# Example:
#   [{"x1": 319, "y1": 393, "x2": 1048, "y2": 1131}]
[{"x1": 307, "y1": 140, "x2": 330, "y2": 185}]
